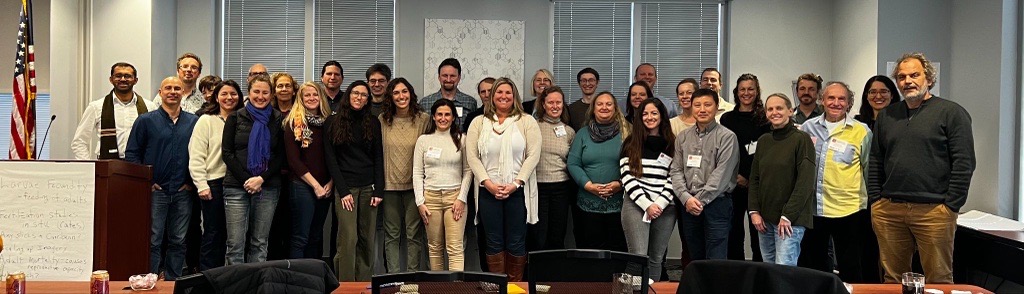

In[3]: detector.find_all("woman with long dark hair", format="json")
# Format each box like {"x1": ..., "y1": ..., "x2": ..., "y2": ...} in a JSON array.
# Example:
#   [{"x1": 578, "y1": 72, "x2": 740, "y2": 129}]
[
  {"x1": 414, "y1": 99, "x2": 473, "y2": 271},
  {"x1": 466, "y1": 78, "x2": 542, "y2": 281},
  {"x1": 282, "y1": 82, "x2": 334, "y2": 259},
  {"x1": 529, "y1": 86, "x2": 576, "y2": 250},
  {"x1": 188, "y1": 80, "x2": 242, "y2": 270},
  {"x1": 719, "y1": 73, "x2": 769, "y2": 262},
  {"x1": 380, "y1": 77, "x2": 429, "y2": 273},
  {"x1": 620, "y1": 98, "x2": 677, "y2": 280},
  {"x1": 325, "y1": 80, "x2": 384, "y2": 281},
  {"x1": 624, "y1": 82, "x2": 654, "y2": 123},
  {"x1": 222, "y1": 76, "x2": 285, "y2": 264},
  {"x1": 854, "y1": 75, "x2": 901, "y2": 129}
]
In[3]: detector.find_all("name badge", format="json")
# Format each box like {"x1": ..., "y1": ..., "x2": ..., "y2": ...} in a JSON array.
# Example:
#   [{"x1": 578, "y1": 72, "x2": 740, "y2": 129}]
[
  {"x1": 456, "y1": 107, "x2": 465, "y2": 117},
  {"x1": 425, "y1": 147, "x2": 442, "y2": 159},
  {"x1": 827, "y1": 138, "x2": 848, "y2": 153},
  {"x1": 657, "y1": 153, "x2": 673, "y2": 166},
  {"x1": 108, "y1": 149, "x2": 118, "y2": 153},
  {"x1": 686, "y1": 155, "x2": 702, "y2": 168},
  {"x1": 745, "y1": 141, "x2": 758, "y2": 155},
  {"x1": 554, "y1": 125, "x2": 568, "y2": 137}
]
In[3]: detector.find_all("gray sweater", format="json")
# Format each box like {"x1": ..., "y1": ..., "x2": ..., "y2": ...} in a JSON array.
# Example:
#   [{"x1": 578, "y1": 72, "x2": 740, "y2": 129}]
[{"x1": 868, "y1": 96, "x2": 975, "y2": 212}]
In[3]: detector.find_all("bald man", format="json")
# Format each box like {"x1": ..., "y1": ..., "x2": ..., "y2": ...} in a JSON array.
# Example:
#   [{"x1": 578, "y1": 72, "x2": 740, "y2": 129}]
[
  {"x1": 248, "y1": 63, "x2": 268, "y2": 84},
  {"x1": 126, "y1": 76, "x2": 200, "y2": 281}
]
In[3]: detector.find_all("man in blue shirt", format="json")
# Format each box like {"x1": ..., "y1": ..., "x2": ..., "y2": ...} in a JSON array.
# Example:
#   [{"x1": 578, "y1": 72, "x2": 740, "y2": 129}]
[{"x1": 126, "y1": 76, "x2": 199, "y2": 280}]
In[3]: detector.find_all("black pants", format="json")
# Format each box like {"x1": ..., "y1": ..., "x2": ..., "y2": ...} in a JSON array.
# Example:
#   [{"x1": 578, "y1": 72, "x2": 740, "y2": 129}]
[
  {"x1": 528, "y1": 181, "x2": 575, "y2": 251},
  {"x1": 573, "y1": 208, "x2": 627, "y2": 252},
  {"x1": 798, "y1": 209, "x2": 880, "y2": 283},
  {"x1": 185, "y1": 189, "x2": 202, "y2": 272},
  {"x1": 198, "y1": 179, "x2": 227, "y2": 270},
  {"x1": 728, "y1": 186, "x2": 762, "y2": 261},
  {"x1": 266, "y1": 179, "x2": 292, "y2": 261}
]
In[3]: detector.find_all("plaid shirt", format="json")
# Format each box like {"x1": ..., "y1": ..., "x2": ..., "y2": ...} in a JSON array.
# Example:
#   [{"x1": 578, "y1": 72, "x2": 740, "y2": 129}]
[{"x1": 419, "y1": 90, "x2": 478, "y2": 129}]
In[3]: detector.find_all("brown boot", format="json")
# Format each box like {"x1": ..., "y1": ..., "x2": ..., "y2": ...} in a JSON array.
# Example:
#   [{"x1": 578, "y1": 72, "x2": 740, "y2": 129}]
[
  {"x1": 486, "y1": 252, "x2": 506, "y2": 274},
  {"x1": 505, "y1": 252, "x2": 527, "y2": 282}
]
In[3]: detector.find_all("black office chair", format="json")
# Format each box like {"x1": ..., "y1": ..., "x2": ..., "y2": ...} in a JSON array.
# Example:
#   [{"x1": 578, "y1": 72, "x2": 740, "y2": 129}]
[
  {"x1": 676, "y1": 260, "x2": 849, "y2": 294},
  {"x1": 527, "y1": 249, "x2": 649, "y2": 294},
  {"x1": 174, "y1": 259, "x2": 339, "y2": 294},
  {"x1": 371, "y1": 271, "x2": 508, "y2": 294}
]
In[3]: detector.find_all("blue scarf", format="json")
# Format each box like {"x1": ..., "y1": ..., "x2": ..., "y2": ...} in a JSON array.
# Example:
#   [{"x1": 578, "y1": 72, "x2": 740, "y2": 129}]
[{"x1": 246, "y1": 103, "x2": 272, "y2": 176}]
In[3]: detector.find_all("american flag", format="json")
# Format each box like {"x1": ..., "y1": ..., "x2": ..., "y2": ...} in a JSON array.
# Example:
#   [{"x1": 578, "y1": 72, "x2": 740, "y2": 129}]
[{"x1": 9, "y1": 0, "x2": 35, "y2": 159}]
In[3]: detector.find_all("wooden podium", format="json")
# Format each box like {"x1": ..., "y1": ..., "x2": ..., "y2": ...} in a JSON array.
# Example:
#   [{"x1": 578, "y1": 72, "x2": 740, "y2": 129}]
[{"x1": 92, "y1": 160, "x2": 152, "y2": 280}]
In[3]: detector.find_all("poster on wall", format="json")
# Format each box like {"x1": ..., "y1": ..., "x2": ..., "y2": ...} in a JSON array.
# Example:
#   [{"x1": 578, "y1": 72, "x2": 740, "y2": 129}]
[
  {"x1": 0, "y1": 161, "x2": 96, "y2": 281},
  {"x1": 423, "y1": 19, "x2": 525, "y2": 104}
]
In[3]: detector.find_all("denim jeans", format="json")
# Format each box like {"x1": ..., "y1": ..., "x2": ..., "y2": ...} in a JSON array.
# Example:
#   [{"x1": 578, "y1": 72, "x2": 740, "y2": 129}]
[
  {"x1": 758, "y1": 222, "x2": 806, "y2": 266},
  {"x1": 288, "y1": 180, "x2": 333, "y2": 259},
  {"x1": 478, "y1": 187, "x2": 527, "y2": 256},
  {"x1": 149, "y1": 189, "x2": 193, "y2": 280},
  {"x1": 198, "y1": 179, "x2": 226, "y2": 270},
  {"x1": 224, "y1": 186, "x2": 279, "y2": 265},
  {"x1": 678, "y1": 195, "x2": 732, "y2": 260}
]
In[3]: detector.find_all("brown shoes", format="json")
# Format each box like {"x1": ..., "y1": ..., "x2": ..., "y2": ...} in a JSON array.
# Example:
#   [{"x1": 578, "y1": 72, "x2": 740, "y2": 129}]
[
  {"x1": 506, "y1": 252, "x2": 527, "y2": 282},
  {"x1": 486, "y1": 252, "x2": 506, "y2": 274}
]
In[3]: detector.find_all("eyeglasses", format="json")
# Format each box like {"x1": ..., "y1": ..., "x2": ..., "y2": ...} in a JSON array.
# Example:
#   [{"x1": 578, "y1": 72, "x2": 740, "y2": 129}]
[
  {"x1": 350, "y1": 91, "x2": 369, "y2": 98},
  {"x1": 248, "y1": 71, "x2": 267, "y2": 77},
  {"x1": 579, "y1": 78, "x2": 597, "y2": 84},
  {"x1": 112, "y1": 74, "x2": 135, "y2": 80},
  {"x1": 868, "y1": 89, "x2": 891, "y2": 95},
  {"x1": 178, "y1": 65, "x2": 200, "y2": 71},
  {"x1": 368, "y1": 79, "x2": 388, "y2": 85}
]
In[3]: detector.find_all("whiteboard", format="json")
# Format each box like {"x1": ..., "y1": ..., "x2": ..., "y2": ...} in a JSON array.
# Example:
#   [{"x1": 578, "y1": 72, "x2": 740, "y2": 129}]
[{"x1": 0, "y1": 161, "x2": 96, "y2": 281}]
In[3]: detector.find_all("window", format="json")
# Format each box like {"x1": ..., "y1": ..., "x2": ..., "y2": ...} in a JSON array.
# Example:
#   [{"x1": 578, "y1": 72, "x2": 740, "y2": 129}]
[
  {"x1": 314, "y1": 0, "x2": 395, "y2": 87},
  {"x1": 553, "y1": 2, "x2": 633, "y2": 104},
  {"x1": 222, "y1": 0, "x2": 395, "y2": 92},
  {"x1": 0, "y1": 93, "x2": 51, "y2": 159},
  {"x1": 222, "y1": 0, "x2": 306, "y2": 91},
  {"x1": 639, "y1": 2, "x2": 721, "y2": 100}
]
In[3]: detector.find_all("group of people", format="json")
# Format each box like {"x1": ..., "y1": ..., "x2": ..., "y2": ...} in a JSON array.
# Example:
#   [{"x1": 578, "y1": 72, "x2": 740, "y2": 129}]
[{"x1": 71, "y1": 51, "x2": 974, "y2": 285}]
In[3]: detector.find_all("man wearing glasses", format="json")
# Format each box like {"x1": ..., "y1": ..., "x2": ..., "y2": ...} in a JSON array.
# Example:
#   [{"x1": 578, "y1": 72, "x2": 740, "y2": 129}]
[
  {"x1": 567, "y1": 67, "x2": 599, "y2": 131},
  {"x1": 154, "y1": 53, "x2": 206, "y2": 114},
  {"x1": 366, "y1": 63, "x2": 392, "y2": 116},
  {"x1": 72, "y1": 62, "x2": 156, "y2": 160}
]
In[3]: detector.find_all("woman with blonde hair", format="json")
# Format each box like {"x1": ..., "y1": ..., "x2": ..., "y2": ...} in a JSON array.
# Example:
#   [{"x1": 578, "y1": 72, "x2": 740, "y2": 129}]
[
  {"x1": 523, "y1": 69, "x2": 554, "y2": 114},
  {"x1": 466, "y1": 77, "x2": 543, "y2": 281},
  {"x1": 282, "y1": 82, "x2": 334, "y2": 259}
]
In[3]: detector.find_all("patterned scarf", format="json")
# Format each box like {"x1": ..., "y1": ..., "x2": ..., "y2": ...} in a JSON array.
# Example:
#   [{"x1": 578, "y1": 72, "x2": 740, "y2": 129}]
[{"x1": 294, "y1": 113, "x2": 325, "y2": 148}]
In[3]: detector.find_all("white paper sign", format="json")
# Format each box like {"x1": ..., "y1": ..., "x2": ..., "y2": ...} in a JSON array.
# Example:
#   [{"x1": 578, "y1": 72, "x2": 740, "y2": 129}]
[{"x1": 0, "y1": 161, "x2": 96, "y2": 281}]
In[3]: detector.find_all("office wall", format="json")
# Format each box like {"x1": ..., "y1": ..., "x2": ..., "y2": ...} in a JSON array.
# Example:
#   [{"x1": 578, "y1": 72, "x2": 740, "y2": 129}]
[
  {"x1": 877, "y1": 0, "x2": 952, "y2": 93},
  {"x1": 831, "y1": 0, "x2": 878, "y2": 118},
  {"x1": 727, "y1": 0, "x2": 833, "y2": 100},
  {"x1": 949, "y1": 0, "x2": 1017, "y2": 217},
  {"x1": 395, "y1": 0, "x2": 551, "y2": 100}
]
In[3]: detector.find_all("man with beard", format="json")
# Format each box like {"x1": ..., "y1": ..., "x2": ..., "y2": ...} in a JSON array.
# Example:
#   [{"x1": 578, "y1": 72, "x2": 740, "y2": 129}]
[
  {"x1": 72, "y1": 62, "x2": 156, "y2": 160},
  {"x1": 869, "y1": 52, "x2": 975, "y2": 284},
  {"x1": 699, "y1": 67, "x2": 736, "y2": 121},
  {"x1": 567, "y1": 68, "x2": 600, "y2": 131},
  {"x1": 792, "y1": 73, "x2": 824, "y2": 125},
  {"x1": 418, "y1": 58, "x2": 477, "y2": 129},
  {"x1": 366, "y1": 63, "x2": 392, "y2": 116},
  {"x1": 321, "y1": 60, "x2": 345, "y2": 112},
  {"x1": 154, "y1": 53, "x2": 206, "y2": 114}
]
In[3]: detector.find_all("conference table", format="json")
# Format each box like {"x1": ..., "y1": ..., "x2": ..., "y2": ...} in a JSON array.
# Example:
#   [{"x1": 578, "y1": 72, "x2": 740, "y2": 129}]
[{"x1": 24, "y1": 281, "x2": 992, "y2": 293}]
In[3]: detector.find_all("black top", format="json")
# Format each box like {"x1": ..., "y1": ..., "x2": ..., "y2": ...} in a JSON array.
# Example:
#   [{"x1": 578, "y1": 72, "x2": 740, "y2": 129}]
[
  {"x1": 462, "y1": 107, "x2": 484, "y2": 134},
  {"x1": 720, "y1": 110, "x2": 770, "y2": 178},
  {"x1": 853, "y1": 114, "x2": 875, "y2": 130},
  {"x1": 868, "y1": 97, "x2": 975, "y2": 212},
  {"x1": 522, "y1": 99, "x2": 536, "y2": 117},
  {"x1": 222, "y1": 107, "x2": 285, "y2": 188},
  {"x1": 567, "y1": 99, "x2": 591, "y2": 131},
  {"x1": 324, "y1": 109, "x2": 385, "y2": 197}
]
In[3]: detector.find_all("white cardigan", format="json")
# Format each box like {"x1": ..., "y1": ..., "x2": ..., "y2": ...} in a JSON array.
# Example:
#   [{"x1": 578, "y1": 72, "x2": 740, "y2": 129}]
[{"x1": 465, "y1": 114, "x2": 543, "y2": 224}]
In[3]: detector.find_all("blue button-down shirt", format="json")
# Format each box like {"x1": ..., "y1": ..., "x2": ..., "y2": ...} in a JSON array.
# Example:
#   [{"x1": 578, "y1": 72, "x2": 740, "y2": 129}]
[{"x1": 125, "y1": 106, "x2": 199, "y2": 190}]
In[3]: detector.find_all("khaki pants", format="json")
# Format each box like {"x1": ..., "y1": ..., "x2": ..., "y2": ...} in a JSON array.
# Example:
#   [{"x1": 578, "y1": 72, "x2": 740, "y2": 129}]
[
  {"x1": 334, "y1": 185, "x2": 377, "y2": 281},
  {"x1": 423, "y1": 189, "x2": 466, "y2": 271},
  {"x1": 871, "y1": 198, "x2": 957, "y2": 284}
]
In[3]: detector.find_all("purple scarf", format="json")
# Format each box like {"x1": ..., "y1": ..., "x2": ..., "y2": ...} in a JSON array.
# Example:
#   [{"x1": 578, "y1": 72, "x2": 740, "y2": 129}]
[{"x1": 246, "y1": 103, "x2": 272, "y2": 176}]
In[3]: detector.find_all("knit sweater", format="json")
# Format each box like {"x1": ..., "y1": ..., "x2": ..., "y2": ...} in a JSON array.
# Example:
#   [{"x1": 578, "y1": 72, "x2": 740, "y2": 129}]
[
  {"x1": 536, "y1": 119, "x2": 576, "y2": 183},
  {"x1": 868, "y1": 97, "x2": 975, "y2": 212},
  {"x1": 466, "y1": 114, "x2": 543, "y2": 224},
  {"x1": 188, "y1": 114, "x2": 227, "y2": 192},
  {"x1": 283, "y1": 121, "x2": 330, "y2": 185},
  {"x1": 748, "y1": 123, "x2": 816, "y2": 228},
  {"x1": 620, "y1": 136, "x2": 675, "y2": 211},
  {"x1": 412, "y1": 132, "x2": 473, "y2": 206},
  {"x1": 324, "y1": 110, "x2": 385, "y2": 197},
  {"x1": 567, "y1": 127, "x2": 624, "y2": 213},
  {"x1": 380, "y1": 112, "x2": 429, "y2": 191}
]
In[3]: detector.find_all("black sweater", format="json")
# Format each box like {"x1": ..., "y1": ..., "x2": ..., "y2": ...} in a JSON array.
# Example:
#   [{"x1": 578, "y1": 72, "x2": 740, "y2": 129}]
[
  {"x1": 720, "y1": 110, "x2": 770, "y2": 179},
  {"x1": 868, "y1": 97, "x2": 975, "y2": 212},
  {"x1": 222, "y1": 107, "x2": 285, "y2": 188},
  {"x1": 324, "y1": 109, "x2": 385, "y2": 197}
]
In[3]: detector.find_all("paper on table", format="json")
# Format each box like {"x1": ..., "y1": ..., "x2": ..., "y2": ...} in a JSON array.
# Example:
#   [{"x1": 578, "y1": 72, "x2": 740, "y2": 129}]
[{"x1": 957, "y1": 210, "x2": 1024, "y2": 231}]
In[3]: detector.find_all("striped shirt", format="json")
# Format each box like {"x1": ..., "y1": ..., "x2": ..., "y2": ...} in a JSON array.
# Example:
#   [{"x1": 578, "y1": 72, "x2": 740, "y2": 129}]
[
  {"x1": 619, "y1": 142, "x2": 675, "y2": 210},
  {"x1": 800, "y1": 115, "x2": 872, "y2": 218}
]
